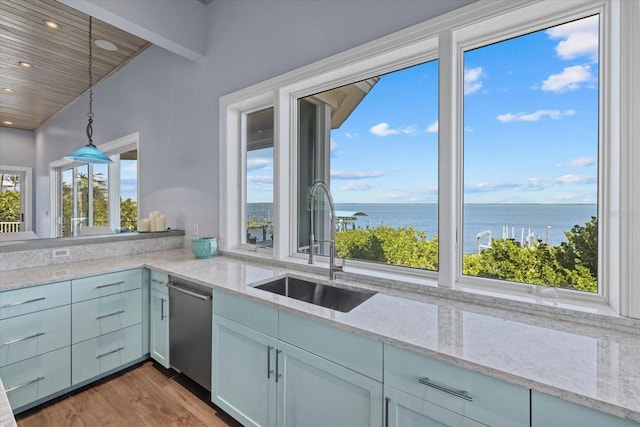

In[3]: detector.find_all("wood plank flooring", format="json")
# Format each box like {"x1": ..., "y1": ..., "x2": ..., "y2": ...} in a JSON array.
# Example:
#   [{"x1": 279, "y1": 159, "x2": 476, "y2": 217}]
[{"x1": 15, "y1": 361, "x2": 242, "y2": 427}]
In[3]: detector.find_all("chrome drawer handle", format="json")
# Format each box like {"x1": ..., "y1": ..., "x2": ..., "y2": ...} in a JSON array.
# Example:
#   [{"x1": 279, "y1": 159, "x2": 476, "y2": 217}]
[
  {"x1": 418, "y1": 377, "x2": 473, "y2": 402},
  {"x1": 95, "y1": 281, "x2": 125, "y2": 289},
  {"x1": 151, "y1": 278, "x2": 165, "y2": 285},
  {"x1": 267, "y1": 345, "x2": 274, "y2": 379},
  {"x1": 6, "y1": 376, "x2": 45, "y2": 393},
  {"x1": 160, "y1": 298, "x2": 166, "y2": 321},
  {"x1": 2, "y1": 297, "x2": 45, "y2": 308},
  {"x1": 96, "y1": 346, "x2": 125, "y2": 359},
  {"x1": 2, "y1": 332, "x2": 45, "y2": 346},
  {"x1": 96, "y1": 310, "x2": 125, "y2": 320},
  {"x1": 275, "y1": 349, "x2": 282, "y2": 383}
]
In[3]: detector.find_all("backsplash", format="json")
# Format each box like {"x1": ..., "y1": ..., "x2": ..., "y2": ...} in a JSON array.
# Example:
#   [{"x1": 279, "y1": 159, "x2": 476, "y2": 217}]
[{"x1": 0, "y1": 235, "x2": 185, "y2": 272}]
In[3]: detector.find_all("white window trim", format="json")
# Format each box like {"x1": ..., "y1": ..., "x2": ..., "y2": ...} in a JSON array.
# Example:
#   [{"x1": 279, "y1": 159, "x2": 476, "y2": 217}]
[
  {"x1": 0, "y1": 165, "x2": 32, "y2": 232},
  {"x1": 49, "y1": 132, "x2": 139, "y2": 236},
  {"x1": 220, "y1": 0, "x2": 637, "y2": 318}
]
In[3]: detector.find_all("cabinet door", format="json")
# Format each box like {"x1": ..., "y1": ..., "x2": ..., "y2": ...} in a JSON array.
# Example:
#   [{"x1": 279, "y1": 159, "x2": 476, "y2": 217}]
[
  {"x1": 385, "y1": 385, "x2": 486, "y2": 427},
  {"x1": 531, "y1": 391, "x2": 640, "y2": 427},
  {"x1": 212, "y1": 315, "x2": 277, "y2": 427},
  {"x1": 149, "y1": 289, "x2": 169, "y2": 368},
  {"x1": 277, "y1": 340, "x2": 383, "y2": 427}
]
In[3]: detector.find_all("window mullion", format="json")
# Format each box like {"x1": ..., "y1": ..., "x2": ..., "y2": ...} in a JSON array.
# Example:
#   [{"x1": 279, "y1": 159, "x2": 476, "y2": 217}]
[{"x1": 438, "y1": 30, "x2": 459, "y2": 288}]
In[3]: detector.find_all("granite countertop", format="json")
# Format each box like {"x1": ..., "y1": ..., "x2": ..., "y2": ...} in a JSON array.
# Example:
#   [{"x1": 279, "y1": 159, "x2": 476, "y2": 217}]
[
  {"x1": 1, "y1": 249, "x2": 639, "y2": 423},
  {"x1": 1, "y1": 378, "x2": 17, "y2": 427}
]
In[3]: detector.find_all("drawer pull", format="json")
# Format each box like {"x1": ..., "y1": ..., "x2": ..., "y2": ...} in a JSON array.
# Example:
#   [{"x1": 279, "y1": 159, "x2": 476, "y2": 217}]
[
  {"x1": 385, "y1": 397, "x2": 390, "y2": 427},
  {"x1": 96, "y1": 346, "x2": 125, "y2": 359},
  {"x1": 6, "y1": 376, "x2": 45, "y2": 393},
  {"x1": 267, "y1": 345, "x2": 274, "y2": 379},
  {"x1": 160, "y1": 298, "x2": 166, "y2": 321},
  {"x1": 96, "y1": 310, "x2": 125, "y2": 320},
  {"x1": 151, "y1": 278, "x2": 165, "y2": 285},
  {"x1": 2, "y1": 297, "x2": 45, "y2": 308},
  {"x1": 418, "y1": 377, "x2": 473, "y2": 402},
  {"x1": 275, "y1": 349, "x2": 282, "y2": 383},
  {"x1": 3, "y1": 331, "x2": 45, "y2": 346},
  {"x1": 95, "y1": 281, "x2": 125, "y2": 289}
]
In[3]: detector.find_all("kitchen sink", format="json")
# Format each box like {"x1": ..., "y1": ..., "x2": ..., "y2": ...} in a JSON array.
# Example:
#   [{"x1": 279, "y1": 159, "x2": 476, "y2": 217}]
[{"x1": 255, "y1": 276, "x2": 376, "y2": 313}]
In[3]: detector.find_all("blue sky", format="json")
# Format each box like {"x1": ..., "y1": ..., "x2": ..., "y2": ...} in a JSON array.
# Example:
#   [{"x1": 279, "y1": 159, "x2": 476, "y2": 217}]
[
  {"x1": 247, "y1": 15, "x2": 599, "y2": 205},
  {"x1": 120, "y1": 160, "x2": 137, "y2": 201}
]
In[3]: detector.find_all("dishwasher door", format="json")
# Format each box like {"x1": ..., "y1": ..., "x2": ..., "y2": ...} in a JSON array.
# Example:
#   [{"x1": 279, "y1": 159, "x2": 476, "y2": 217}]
[{"x1": 167, "y1": 279, "x2": 212, "y2": 392}]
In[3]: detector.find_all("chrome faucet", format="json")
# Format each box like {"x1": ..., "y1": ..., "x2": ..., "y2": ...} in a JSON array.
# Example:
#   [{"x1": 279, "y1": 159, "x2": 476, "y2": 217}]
[{"x1": 308, "y1": 181, "x2": 343, "y2": 280}]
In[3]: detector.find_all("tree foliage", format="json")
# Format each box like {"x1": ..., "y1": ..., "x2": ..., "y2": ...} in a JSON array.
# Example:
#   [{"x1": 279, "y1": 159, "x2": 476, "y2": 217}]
[
  {"x1": 336, "y1": 217, "x2": 598, "y2": 293},
  {"x1": 0, "y1": 190, "x2": 20, "y2": 222}
]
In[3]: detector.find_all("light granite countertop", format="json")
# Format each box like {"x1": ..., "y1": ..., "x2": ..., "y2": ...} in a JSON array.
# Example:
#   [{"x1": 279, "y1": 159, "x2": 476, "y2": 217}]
[{"x1": 1, "y1": 249, "x2": 639, "y2": 423}]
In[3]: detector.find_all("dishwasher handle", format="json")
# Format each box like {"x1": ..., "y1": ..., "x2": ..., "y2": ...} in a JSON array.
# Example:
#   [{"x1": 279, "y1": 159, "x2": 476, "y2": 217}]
[{"x1": 166, "y1": 282, "x2": 211, "y2": 301}]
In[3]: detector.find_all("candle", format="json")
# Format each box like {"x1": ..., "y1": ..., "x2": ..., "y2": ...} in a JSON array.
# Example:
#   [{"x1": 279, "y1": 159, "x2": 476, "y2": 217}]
[
  {"x1": 156, "y1": 214, "x2": 166, "y2": 232},
  {"x1": 138, "y1": 218, "x2": 150, "y2": 232}
]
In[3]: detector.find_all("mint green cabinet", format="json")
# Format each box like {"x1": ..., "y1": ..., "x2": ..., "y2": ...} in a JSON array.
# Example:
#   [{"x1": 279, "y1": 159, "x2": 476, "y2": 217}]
[
  {"x1": 277, "y1": 339, "x2": 383, "y2": 427},
  {"x1": 149, "y1": 269, "x2": 170, "y2": 368},
  {"x1": 532, "y1": 391, "x2": 640, "y2": 427},
  {"x1": 212, "y1": 289, "x2": 383, "y2": 427},
  {"x1": 212, "y1": 315, "x2": 277, "y2": 427},
  {"x1": 385, "y1": 385, "x2": 485, "y2": 427}
]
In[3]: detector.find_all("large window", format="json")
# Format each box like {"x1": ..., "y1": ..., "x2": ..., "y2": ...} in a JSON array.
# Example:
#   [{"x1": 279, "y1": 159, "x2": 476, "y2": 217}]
[
  {"x1": 297, "y1": 61, "x2": 439, "y2": 271},
  {"x1": 221, "y1": 0, "x2": 635, "y2": 315},
  {"x1": 462, "y1": 15, "x2": 599, "y2": 292},
  {"x1": 52, "y1": 133, "x2": 139, "y2": 237}
]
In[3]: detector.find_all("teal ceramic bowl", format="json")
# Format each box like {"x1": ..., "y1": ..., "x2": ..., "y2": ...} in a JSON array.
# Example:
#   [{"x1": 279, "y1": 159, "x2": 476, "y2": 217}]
[{"x1": 191, "y1": 237, "x2": 217, "y2": 259}]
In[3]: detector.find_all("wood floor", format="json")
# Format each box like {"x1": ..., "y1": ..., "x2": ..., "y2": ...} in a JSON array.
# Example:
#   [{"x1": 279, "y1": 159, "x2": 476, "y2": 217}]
[{"x1": 15, "y1": 361, "x2": 242, "y2": 427}]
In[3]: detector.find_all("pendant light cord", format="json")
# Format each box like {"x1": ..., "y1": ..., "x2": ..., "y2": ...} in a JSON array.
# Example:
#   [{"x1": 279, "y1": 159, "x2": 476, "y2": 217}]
[{"x1": 86, "y1": 16, "x2": 94, "y2": 146}]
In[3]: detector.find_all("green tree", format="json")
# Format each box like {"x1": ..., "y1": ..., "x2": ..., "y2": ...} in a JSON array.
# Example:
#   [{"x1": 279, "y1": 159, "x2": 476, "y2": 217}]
[
  {"x1": 120, "y1": 198, "x2": 138, "y2": 231},
  {"x1": 556, "y1": 216, "x2": 597, "y2": 277},
  {"x1": 0, "y1": 190, "x2": 20, "y2": 222}
]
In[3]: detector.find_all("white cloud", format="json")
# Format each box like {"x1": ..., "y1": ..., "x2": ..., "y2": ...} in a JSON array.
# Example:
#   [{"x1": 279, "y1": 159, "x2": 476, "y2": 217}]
[
  {"x1": 247, "y1": 158, "x2": 271, "y2": 170},
  {"x1": 464, "y1": 67, "x2": 484, "y2": 95},
  {"x1": 344, "y1": 132, "x2": 359, "y2": 139},
  {"x1": 554, "y1": 174, "x2": 596, "y2": 185},
  {"x1": 331, "y1": 170, "x2": 385, "y2": 180},
  {"x1": 370, "y1": 122, "x2": 418, "y2": 137},
  {"x1": 370, "y1": 122, "x2": 399, "y2": 137},
  {"x1": 339, "y1": 182, "x2": 375, "y2": 191},
  {"x1": 497, "y1": 109, "x2": 575, "y2": 123},
  {"x1": 557, "y1": 156, "x2": 596, "y2": 167},
  {"x1": 247, "y1": 175, "x2": 273, "y2": 185},
  {"x1": 541, "y1": 65, "x2": 592, "y2": 93},
  {"x1": 546, "y1": 15, "x2": 599, "y2": 61},
  {"x1": 426, "y1": 120, "x2": 438, "y2": 133}
]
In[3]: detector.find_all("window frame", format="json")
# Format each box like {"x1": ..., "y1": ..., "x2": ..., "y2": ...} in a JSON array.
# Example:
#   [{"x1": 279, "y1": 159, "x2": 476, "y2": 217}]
[
  {"x1": 220, "y1": 0, "x2": 636, "y2": 317},
  {"x1": 50, "y1": 132, "x2": 139, "y2": 237}
]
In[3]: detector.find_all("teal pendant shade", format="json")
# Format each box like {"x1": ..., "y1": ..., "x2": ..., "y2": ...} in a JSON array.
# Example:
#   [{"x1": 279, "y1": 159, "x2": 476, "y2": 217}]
[
  {"x1": 64, "y1": 143, "x2": 113, "y2": 164},
  {"x1": 64, "y1": 16, "x2": 113, "y2": 165}
]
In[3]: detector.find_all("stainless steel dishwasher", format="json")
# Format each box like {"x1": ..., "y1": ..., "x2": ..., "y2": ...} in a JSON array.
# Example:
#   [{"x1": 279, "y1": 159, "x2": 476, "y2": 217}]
[{"x1": 167, "y1": 277, "x2": 212, "y2": 391}]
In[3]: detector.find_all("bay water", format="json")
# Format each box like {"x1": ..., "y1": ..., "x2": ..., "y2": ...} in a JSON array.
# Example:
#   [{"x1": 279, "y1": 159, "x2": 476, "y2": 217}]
[{"x1": 247, "y1": 203, "x2": 597, "y2": 253}]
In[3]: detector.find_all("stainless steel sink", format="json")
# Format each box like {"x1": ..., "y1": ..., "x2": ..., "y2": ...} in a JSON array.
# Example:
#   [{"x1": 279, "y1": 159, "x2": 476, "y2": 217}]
[{"x1": 255, "y1": 276, "x2": 376, "y2": 313}]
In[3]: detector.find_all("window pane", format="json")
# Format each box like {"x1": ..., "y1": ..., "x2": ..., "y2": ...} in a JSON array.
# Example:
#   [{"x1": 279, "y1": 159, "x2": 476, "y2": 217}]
[
  {"x1": 75, "y1": 165, "x2": 89, "y2": 236},
  {"x1": 120, "y1": 150, "x2": 138, "y2": 231},
  {"x1": 298, "y1": 60, "x2": 439, "y2": 271},
  {"x1": 462, "y1": 16, "x2": 599, "y2": 292},
  {"x1": 246, "y1": 107, "x2": 274, "y2": 246},
  {"x1": 0, "y1": 171, "x2": 23, "y2": 232},
  {"x1": 93, "y1": 164, "x2": 109, "y2": 227}
]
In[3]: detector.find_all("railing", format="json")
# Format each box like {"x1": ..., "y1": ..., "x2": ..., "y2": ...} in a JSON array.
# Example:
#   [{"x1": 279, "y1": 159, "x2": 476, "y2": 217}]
[{"x1": 0, "y1": 222, "x2": 21, "y2": 233}]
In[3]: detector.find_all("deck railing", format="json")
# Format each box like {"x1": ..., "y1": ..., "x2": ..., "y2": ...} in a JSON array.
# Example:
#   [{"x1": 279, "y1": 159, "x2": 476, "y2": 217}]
[{"x1": 0, "y1": 222, "x2": 21, "y2": 233}]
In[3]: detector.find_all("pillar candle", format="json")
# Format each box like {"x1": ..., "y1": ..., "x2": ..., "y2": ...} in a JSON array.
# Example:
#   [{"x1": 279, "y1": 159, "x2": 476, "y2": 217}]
[
  {"x1": 156, "y1": 214, "x2": 166, "y2": 232},
  {"x1": 138, "y1": 218, "x2": 150, "y2": 232}
]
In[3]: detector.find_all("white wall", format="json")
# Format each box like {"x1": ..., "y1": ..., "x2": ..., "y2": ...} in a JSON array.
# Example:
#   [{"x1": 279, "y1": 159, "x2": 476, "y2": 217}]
[
  {"x1": 34, "y1": 0, "x2": 477, "y2": 238},
  {"x1": 0, "y1": 127, "x2": 35, "y2": 168}
]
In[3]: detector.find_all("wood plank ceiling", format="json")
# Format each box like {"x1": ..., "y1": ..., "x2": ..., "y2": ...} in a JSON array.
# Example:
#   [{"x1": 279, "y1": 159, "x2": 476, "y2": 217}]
[{"x1": 0, "y1": 0, "x2": 150, "y2": 131}]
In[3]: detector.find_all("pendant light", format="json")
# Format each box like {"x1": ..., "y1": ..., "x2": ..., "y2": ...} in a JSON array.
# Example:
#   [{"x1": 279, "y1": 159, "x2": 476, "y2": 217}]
[{"x1": 64, "y1": 16, "x2": 113, "y2": 164}]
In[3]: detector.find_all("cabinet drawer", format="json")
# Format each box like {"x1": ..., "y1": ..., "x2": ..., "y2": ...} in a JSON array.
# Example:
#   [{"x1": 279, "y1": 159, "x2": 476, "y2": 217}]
[
  {"x1": 149, "y1": 270, "x2": 169, "y2": 294},
  {"x1": 0, "y1": 281, "x2": 70, "y2": 320},
  {"x1": 214, "y1": 289, "x2": 278, "y2": 337},
  {"x1": 0, "y1": 305, "x2": 71, "y2": 367},
  {"x1": 279, "y1": 310, "x2": 382, "y2": 381},
  {"x1": 0, "y1": 347, "x2": 71, "y2": 411},
  {"x1": 72, "y1": 269, "x2": 141, "y2": 303},
  {"x1": 384, "y1": 345, "x2": 529, "y2": 427},
  {"x1": 71, "y1": 324, "x2": 142, "y2": 385},
  {"x1": 72, "y1": 289, "x2": 142, "y2": 343}
]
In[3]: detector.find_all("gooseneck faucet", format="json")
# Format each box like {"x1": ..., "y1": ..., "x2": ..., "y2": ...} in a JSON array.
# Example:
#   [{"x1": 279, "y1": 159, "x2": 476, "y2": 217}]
[{"x1": 308, "y1": 181, "x2": 343, "y2": 280}]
